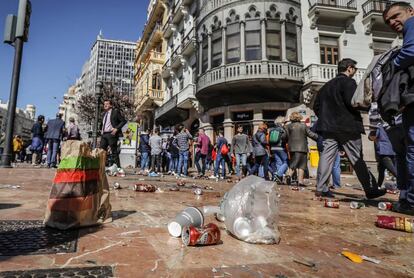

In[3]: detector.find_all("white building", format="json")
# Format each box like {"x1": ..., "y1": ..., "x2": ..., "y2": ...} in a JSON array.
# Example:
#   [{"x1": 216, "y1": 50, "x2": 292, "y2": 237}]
[
  {"x1": 0, "y1": 100, "x2": 35, "y2": 142},
  {"x1": 85, "y1": 32, "x2": 137, "y2": 97},
  {"x1": 58, "y1": 85, "x2": 78, "y2": 126}
]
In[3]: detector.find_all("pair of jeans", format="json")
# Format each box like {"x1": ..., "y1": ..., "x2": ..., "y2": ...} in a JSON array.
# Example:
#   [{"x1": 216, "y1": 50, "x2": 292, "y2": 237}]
[
  {"x1": 235, "y1": 153, "x2": 247, "y2": 177},
  {"x1": 332, "y1": 153, "x2": 341, "y2": 187},
  {"x1": 140, "y1": 152, "x2": 150, "y2": 170},
  {"x1": 169, "y1": 155, "x2": 179, "y2": 172},
  {"x1": 177, "y1": 150, "x2": 189, "y2": 176},
  {"x1": 46, "y1": 139, "x2": 60, "y2": 167},
  {"x1": 377, "y1": 155, "x2": 397, "y2": 187},
  {"x1": 402, "y1": 104, "x2": 414, "y2": 205},
  {"x1": 272, "y1": 149, "x2": 289, "y2": 178},
  {"x1": 151, "y1": 154, "x2": 161, "y2": 173},
  {"x1": 195, "y1": 152, "x2": 207, "y2": 175},
  {"x1": 214, "y1": 154, "x2": 226, "y2": 178},
  {"x1": 250, "y1": 154, "x2": 270, "y2": 180}
]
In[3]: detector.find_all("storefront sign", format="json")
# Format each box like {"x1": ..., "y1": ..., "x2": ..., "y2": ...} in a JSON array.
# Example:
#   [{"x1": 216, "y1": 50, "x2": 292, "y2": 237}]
[{"x1": 232, "y1": 111, "x2": 253, "y2": 121}]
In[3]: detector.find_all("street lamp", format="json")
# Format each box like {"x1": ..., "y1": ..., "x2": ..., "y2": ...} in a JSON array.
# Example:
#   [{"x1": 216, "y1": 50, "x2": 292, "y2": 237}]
[{"x1": 92, "y1": 81, "x2": 104, "y2": 149}]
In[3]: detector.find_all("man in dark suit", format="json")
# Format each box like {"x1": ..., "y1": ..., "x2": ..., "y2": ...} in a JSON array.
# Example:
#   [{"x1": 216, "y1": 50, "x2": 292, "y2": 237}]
[
  {"x1": 314, "y1": 58, "x2": 386, "y2": 199},
  {"x1": 100, "y1": 99, "x2": 127, "y2": 167},
  {"x1": 45, "y1": 113, "x2": 65, "y2": 168}
]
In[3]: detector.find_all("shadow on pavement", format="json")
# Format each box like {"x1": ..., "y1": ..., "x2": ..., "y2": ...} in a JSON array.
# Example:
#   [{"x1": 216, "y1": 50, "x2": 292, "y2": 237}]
[
  {"x1": 111, "y1": 210, "x2": 137, "y2": 221},
  {"x1": 0, "y1": 203, "x2": 21, "y2": 210}
]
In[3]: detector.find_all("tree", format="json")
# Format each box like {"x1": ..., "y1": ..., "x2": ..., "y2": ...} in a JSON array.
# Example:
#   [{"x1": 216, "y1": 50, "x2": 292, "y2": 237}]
[{"x1": 75, "y1": 84, "x2": 136, "y2": 127}]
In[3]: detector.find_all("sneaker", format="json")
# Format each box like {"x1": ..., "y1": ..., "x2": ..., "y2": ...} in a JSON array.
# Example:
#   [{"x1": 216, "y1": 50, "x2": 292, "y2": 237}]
[
  {"x1": 365, "y1": 189, "x2": 387, "y2": 199},
  {"x1": 180, "y1": 174, "x2": 188, "y2": 178},
  {"x1": 391, "y1": 200, "x2": 414, "y2": 215},
  {"x1": 273, "y1": 176, "x2": 283, "y2": 185},
  {"x1": 209, "y1": 175, "x2": 217, "y2": 179},
  {"x1": 315, "y1": 190, "x2": 335, "y2": 198}
]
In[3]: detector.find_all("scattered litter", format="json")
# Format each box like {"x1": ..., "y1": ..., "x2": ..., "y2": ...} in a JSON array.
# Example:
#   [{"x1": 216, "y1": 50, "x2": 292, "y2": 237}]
[
  {"x1": 0, "y1": 184, "x2": 21, "y2": 189},
  {"x1": 293, "y1": 258, "x2": 316, "y2": 268},
  {"x1": 177, "y1": 179, "x2": 186, "y2": 186},
  {"x1": 378, "y1": 202, "x2": 392, "y2": 211},
  {"x1": 215, "y1": 213, "x2": 225, "y2": 222},
  {"x1": 85, "y1": 260, "x2": 97, "y2": 265},
  {"x1": 350, "y1": 201, "x2": 365, "y2": 209},
  {"x1": 341, "y1": 251, "x2": 381, "y2": 264},
  {"x1": 220, "y1": 176, "x2": 280, "y2": 244},
  {"x1": 182, "y1": 223, "x2": 221, "y2": 246},
  {"x1": 345, "y1": 183, "x2": 352, "y2": 187},
  {"x1": 113, "y1": 182, "x2": 121, "y2": 190},
  {"x1": 204, "y1": 186, "x2": 214, "y2": 190},
  {"x1": 376, "y1": 215, "x2": 413, "y2": 233},
  {"x1": 155, "y1": 188, "x2": 164, "y2": 193},
  {"x1": 148, "y1": 172, "x2": 159, "y2": 177},
  {"x1": 212, "y1": 268, "x2": 218, "y2": 273},
  {"x1": 361, "y1": 255, "x2": 381, "y2": 264},
  {"x1": 384, "y1": 182, "x2": 398, "y2": 191},
  {"x1": 201, "y1": 206, "x2": 220, "y2": 216},
  {"x1": 291, "y1": 186, "x2": 304, "y2": 191},
  {"x1": 169, "y1": 186, "x2": 180, "y2": 191},
  {"x1": 105, "y1": 164, "x2": 118, "y2": 176},
  {"x1": 386, "y1": 189, "x2": 399, "y2": 195},
  {"x1": 168, "y1": 207, "x2": 204, "y2": 237},
  {"x1": 117, "y1": 168, "x2": 126, "y2": 177},
  {"x1": 193, "y1": 188, "x2": 203, "y2": 195},
  {"x1": 133, "y1": 183, "x2": 157, "y2": 192},
  {"x1": 324, "y1": 199, "x2": 339, "y2": 208}
]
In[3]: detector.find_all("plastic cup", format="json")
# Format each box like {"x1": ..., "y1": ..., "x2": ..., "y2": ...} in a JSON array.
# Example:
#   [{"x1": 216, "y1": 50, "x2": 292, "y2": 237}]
[{"x1": 168, "y1": 207, "x2": 204, "y2": 237}]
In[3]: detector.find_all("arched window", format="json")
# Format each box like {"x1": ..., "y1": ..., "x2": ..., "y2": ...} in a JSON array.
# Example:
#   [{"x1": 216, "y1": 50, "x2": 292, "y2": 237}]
[
  {"x1": 152, "y1": 72, "x2": 161, "y2": 90},
  {"x1": 211, "y1": 17, "x2": 222, "y2": 68},
  {"x1": 226, "y1": 10, "x2": 240, "y2": 64},
  {"x1": 201, "y1": 32, "x2": 208, "y2": 73},
  {"x1": 245, "y1": 6, "x2": 261, "y2": 61},
  {"x1": 266, "y1": 5, "x2": 281, "y2": 61},
  {"x1": 285, "y1": 8, "x2": 298, "y2": 63}
]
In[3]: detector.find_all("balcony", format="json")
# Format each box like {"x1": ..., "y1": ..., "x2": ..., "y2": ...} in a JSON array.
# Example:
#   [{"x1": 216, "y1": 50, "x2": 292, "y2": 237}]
[
  {"x1": 308, "y1": 0, "x2": 359, "y2": 32},
  {"x1": 181, "y1": 28, "x2": 197, "y2": 57},
  {"x1": 171, "y1": 1, "x2": 188, "y2": 24},
  {"x1": 302, "y1": 63, "x2": 366, "y2": 105},
  {"x1": 162, "y1": 59, "x2": 172, "y2": 78},
  {"x1": 177, "y1": 84, "x2": 196, "y2": 109},
  {"x1": 162, "y1": 15, "x2": 176, "y2": 39},
  {"x1": 197, "y1": 61, "x2": 303, "y2": 110},
  {"x1": 171, "y1": 47, "x2": 184, "y2": 69},
  {"x1": 136, "y1": 88, "x2": 164, "y2": 113},
  {"x1": 362, "y1": 0, "x2": 394, "y2": 35}
]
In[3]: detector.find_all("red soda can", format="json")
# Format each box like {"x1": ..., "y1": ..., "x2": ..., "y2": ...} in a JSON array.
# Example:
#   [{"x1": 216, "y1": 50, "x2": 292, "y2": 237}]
[
  {"x1": 134, "y1": 183, "x2": 157, "y2": 192},
  {"x1": 378, "y1": 202, "x2": 392, "y2": 211},
  {"x1": 182, "y1": 223, "x2": 221, "y2": 246},
  {"x1": 376, "y1": 215, "x2": 414, "y2": 233},
  {"x1": 324, "y1": 199, "x2": 339, "y2": 208}
]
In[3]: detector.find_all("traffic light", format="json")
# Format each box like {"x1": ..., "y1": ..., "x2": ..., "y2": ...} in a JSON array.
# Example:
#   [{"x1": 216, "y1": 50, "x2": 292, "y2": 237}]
[{"x1": 15, "y1": 0, "x2": 31, "y2": 42}]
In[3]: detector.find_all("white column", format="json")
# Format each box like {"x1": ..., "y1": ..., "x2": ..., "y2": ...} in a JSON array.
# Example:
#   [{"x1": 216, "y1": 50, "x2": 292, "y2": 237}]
[
  {"x1": 252, "y1": 107, "x2": 263, "y2": 133},
  {"x1": 221, "y1": 27, "x2": 226, "y2": 66},
  {"x1": 281, "y1": 20, "x2": 287, "y2": 61},
  {"x1": 261, "y1": 19, "x2": 267, "y2": 61},
  {"x1": 296, "y1": 25, "x2": 303, "y2": 64},
  {"x1": 240, "y1": 22, "x2": 246, "y2": 62},
  {"x1": 223, "y1": 107, "x2": 233, "y2": 142},
  {"x1": 207, "y1": 32, "x2": 212, "y2": 70},
  {"x1": 199, "y1": 41, "x2": 203, "y2": 74}
]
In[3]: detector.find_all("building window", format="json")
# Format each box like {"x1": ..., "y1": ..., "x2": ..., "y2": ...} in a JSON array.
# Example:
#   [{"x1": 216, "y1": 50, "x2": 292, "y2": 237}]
[
  {"x1": 245, "y1": 19, "x2": 261, "y2": 61},
  {"x1": 372, "y1": 40, "x2": 392, "y2": 55},
  {"x1": 211, "y1": 28, "x2": 222, "y2": 68},
  {"x1": 152, "y1": 73, "x2": 161, "y2": 90},
  {"x1": 319, "y1": 36, "x2": 339, "y2": 65},
  {"x1": 285, "y1": 22, "x2": 298, "y2": 63},
  {"x1": 202, "y1": 34, "x2": 208, "y2": 72},
  {"x1": 266, "y1": 19, "x2": 281, "y2": 61},
  {"x1": 227, "y1": 22, "x2": 240, "y2": 64}
]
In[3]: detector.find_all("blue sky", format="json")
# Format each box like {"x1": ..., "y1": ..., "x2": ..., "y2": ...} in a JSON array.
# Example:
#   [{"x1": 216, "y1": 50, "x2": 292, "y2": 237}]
[{"x1": 0, "y1": 0, "x2": 147, "y2": 119}]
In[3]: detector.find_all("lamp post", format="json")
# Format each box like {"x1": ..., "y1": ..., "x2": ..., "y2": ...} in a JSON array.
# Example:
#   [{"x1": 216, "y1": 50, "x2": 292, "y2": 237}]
[{"x1": 92, "y1": 81, "x2": 104, "y2": 149}]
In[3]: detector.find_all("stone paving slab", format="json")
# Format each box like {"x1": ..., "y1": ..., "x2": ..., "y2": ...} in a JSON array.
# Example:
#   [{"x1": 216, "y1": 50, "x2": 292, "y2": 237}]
[{"x1": 0, "y1": 167, "x2": 413, "y2": 277}]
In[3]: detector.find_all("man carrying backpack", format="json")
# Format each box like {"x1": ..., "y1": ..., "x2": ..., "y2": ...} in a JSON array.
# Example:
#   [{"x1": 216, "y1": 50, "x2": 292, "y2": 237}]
[
  {"x1": 211, "y1": 130, "x2": 228, "y2": 179},
  {"x1": 383, "y1": 2, "x2": 414, "y2": 214},
  {"x1": 268, "y1": 117, "x2": 288, "y2": 184}
]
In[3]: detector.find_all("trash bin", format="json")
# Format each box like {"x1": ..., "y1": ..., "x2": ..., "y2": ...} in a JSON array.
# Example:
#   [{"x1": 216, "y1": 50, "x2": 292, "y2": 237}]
[{"x1": 309, "y1": 146, "x2": 319, "y2": 168}]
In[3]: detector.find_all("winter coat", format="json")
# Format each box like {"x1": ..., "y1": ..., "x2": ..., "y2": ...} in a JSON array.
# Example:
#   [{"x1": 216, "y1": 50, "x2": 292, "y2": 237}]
[
  {"x1": 252, "y1": 130, "x2": 268, "y2": 157},
  {"x1": 285, "y1": 122, "x2": 318, "y2": 153},
  {"x1": 139, "y1": 133, "x2": 150, "y2": 153}
]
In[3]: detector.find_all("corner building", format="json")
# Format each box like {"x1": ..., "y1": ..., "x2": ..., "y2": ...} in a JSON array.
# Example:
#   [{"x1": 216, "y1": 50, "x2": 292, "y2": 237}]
[{"x1": 195, "y1": 0, "x2": 303, "y2": 141}]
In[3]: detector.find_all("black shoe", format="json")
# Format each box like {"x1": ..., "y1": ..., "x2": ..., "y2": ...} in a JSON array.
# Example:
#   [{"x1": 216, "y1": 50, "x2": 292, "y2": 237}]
[
  {"x1": 286, "y1": 175, "x2": 291, "y2": 185},
  {"x1": 315, "y1": 190, "x2": 335, "y2": 198},
  {"x1": 365, "y1": 189, "x2": 387, "y2": 199},
  {"x1": 273, "y1": 175, "x2": 283, "y2": 185},
  {"x1": 391, "y1": 200, "x2": 414, "y2": 215}
]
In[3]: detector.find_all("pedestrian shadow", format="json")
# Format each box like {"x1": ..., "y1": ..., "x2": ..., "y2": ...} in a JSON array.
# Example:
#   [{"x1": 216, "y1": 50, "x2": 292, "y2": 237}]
[
  {"x1": 0, "y1": 203, "x2": 21, "y2": 210},
  {"x1": 111, "y1": 210, "x2": 137, "y2": 221}
]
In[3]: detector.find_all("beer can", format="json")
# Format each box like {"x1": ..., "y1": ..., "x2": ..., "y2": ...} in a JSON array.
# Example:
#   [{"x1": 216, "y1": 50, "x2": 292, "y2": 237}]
[
  {"x1": 113, "y1": 182, "x2": 121, "y2": 189},
  {"x1": 134, "y1": 183, "x2": 157, "y2": 192},
  {"x1": 376, "y1": 215, "x2": 414, "y2": 233},
  {"x1": 177, "y1": 179, "x2": 186, "y2": 186},
  {"x1": 378, "y1": 202, "x2": 393, "y2": 211},
  {"x1": 291, "y1": 186, "x2": 300, "y2": 191},
  {"x1": 324, "y1": 199, "x2": 340, "y2": 208},
  {"x1": 181, "y1": 223, "x2": 221, "y2": 246},
  {"x1": 194, "y1": 188, "x2": 203, "y2": 195},
  {"x1": 350, "y1": 201, "x2": 365, "y2": 209}
]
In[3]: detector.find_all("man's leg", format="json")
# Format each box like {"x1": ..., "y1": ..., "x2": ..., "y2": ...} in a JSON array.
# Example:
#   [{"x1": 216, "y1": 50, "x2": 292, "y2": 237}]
[
  {"x1": 194, "y1": 151, "x2": 202, "y2": 174},
  {"x1": 241, "y1": 153, "x2": 247, "y2": 177},
  {"x1": 150, "y1": 155, "x2": 156, "y2": 172},
  {"x1": 316, "y1": 138, "x2": 339, "y2": 193},
  {"x1": 201, "y1": 154, "x2": 206, "y2": 176},
  {"x1": 262, "y1": 154, "x2": 270, "y2": 181},
  {"x1": 402, "y1": 105, "x2": 414, "y2": 207},
  {"x1": 332, "y1": 153, "x2": 341, "y2": 188},
  {"x1": 46, "y1": 139, "x2": 53, "y2": 167},
  {"x1": 183, "y1": 150, "x2": 189, "y2": 176},
  {"x1": 214, "y1": 155, "x2": 220, "y2": 177},
  {"x1": 156, "y1": 154, "x2": 161, "y2": 173},
  {"x1": 341, "y1": 137, "x2": 385, "y2": 198},
  {"x1": 108, "y1": 135, "x2": 120, "y2": 167},
  {"x1": 221, "y1": 157, "x2": 226, "y2": 178},
  {"x1": 51, "y1": 140, "x2": 60, "y2": 167},
  {"x1": 235, "y1": 153, "x2": 241, "y2": 177},
  {"x1": 177, "y1": 151, "x2": 183, "y2": 175}
]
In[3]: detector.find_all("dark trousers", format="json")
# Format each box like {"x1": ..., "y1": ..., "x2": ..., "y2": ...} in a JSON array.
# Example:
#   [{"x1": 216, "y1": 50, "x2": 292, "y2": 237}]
[
  {"x1": 251, "y1": 154, "x2": 270, "y2": 180},
  {"x1": 100, "y1": 132, "x2": 120, "y2": 167},
  {"x1": 377, "y1": 155, "x2": 397, "y2": 187},
  {"x1": 402, "y1": 104, "x2": 414, "y2": 205},
  {"x1": 195, "y1": 152, "x2": 207, "y2": 175},
  {"x1": 151, "y1": 154, "x2": 161, "y2": 173}
]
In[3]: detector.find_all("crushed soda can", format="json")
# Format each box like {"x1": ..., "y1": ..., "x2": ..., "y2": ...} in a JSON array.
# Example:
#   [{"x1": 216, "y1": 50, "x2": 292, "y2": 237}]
[
  {"x1": 113, "y1": 182, "x2": 121, "y2": 190},
  {"x1": 378, "y1": 202, "x2": 392, "y2": 211},
  {"x1": 181, "y1": 223, "x2": 221, "y2": 246},
  {"x1": 376, "y1": 215, "x2": 414, "y2": 233},
  {"x1": 194, "y1": 188, "x2": 203, "y2": 195},
  {"x1": 117, "y1": 168, "x2": 126, "y2": 177},
  {"x1": 204, "y1": 186, "x2": 213, "y2": 190},
  {"x1": 350, "y1": 201, "x2": 365, "y2": 209},
  {"x1": 133, "y1": 183, "x2": 157, "y2": 192},
  {"x1": 324, "y1": 199, "x2": 339, "y2": 208},
  {"x1": 291, "y1": 186, "x2": 300, "y2": 191},
  {"x1": 169, "y1": 186, "x2": 180, "y2": 191}
]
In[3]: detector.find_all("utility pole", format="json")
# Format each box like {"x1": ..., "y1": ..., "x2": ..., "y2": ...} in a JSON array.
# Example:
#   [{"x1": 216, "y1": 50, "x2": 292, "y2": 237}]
[{"x1": 0, "y1": 0, "x2": 31, "y2": 167}]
